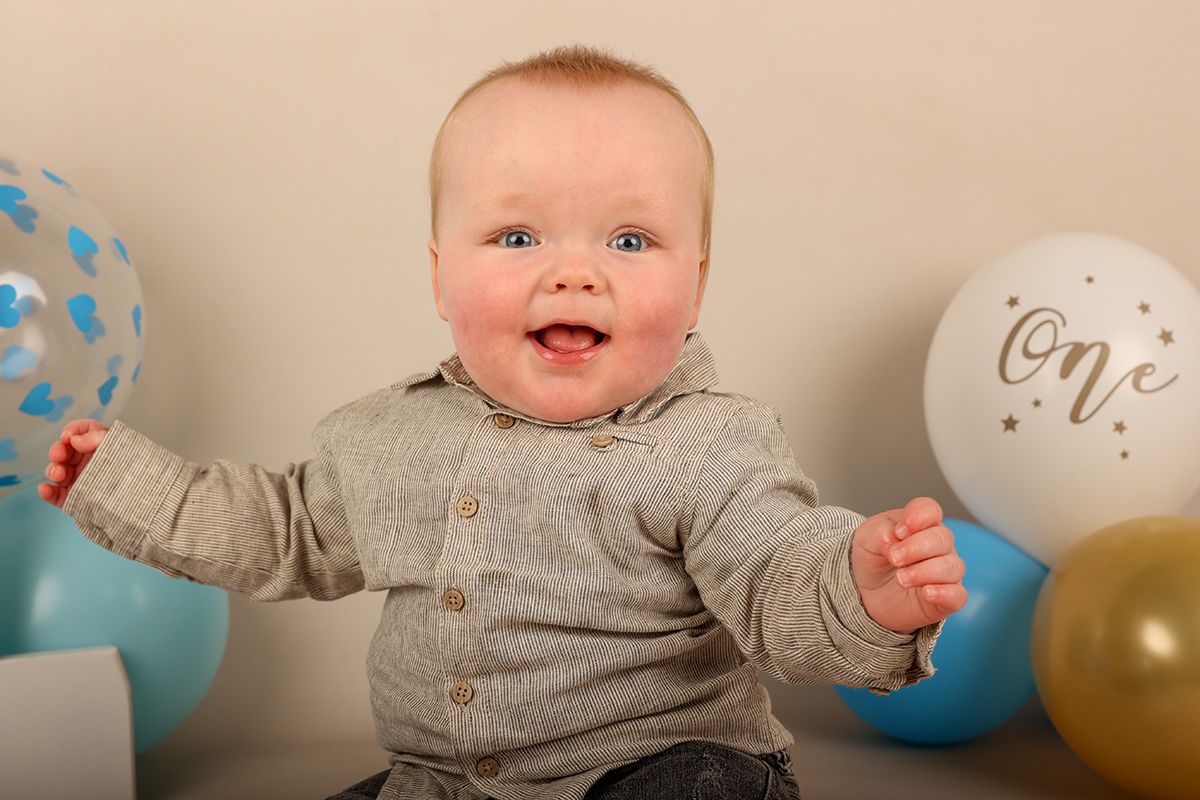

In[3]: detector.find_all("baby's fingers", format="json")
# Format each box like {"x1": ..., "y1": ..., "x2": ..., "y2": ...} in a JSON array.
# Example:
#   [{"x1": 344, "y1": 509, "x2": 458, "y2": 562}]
[
  {"x1": 48, "y1": 440, "x2": 70, "y2": 463},
  {"x1": 60, "y1": 419, "x2": 92, "y2": 439},
  {"x1": 895, "y1": 552, "x2": 965, "y2": 589},
  {"x1": 37, "y1": 481, "x2": 65, "y2": 509},
  {"x1": 891, "y1": 496, "x2": 943, "y2": 541},
  {"x1": 45, "y1": 460, "x2": 70, "y2": 484},
  {"x1": 59, "y1": 419, "x2": 106, "y2": 444},
  {"x1": 68, "y1": 430, "x2": 105, "y2": 453},
  {"x1": 888, "y1": 524, "x2": 955, "y2": 568},
  {"x1": 920, "y1": 583, "x2": 968, "y2": 616}
]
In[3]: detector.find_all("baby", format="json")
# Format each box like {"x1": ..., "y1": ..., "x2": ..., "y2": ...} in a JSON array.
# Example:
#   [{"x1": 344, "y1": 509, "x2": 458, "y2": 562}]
[{"x1": 41, "y1": 45, "x2": 965, "y2": 800}]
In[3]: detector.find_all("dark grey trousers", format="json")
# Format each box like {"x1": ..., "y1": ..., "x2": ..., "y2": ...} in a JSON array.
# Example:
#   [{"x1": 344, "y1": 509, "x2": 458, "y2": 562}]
[{"x1": 326, "y1": 741, "x2": 802, "y2": 799}]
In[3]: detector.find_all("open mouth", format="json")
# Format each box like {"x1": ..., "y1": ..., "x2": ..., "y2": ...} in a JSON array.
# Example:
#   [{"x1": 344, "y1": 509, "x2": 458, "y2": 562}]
[{"x1": 531, "y1": 323, "x2": 609, "y2": 354}]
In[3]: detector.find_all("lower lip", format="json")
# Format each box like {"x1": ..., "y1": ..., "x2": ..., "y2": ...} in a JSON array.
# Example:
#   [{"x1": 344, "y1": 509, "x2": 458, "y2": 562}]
[{"x1": 528, "y1": 332, "x2": 610, "y2": 364}]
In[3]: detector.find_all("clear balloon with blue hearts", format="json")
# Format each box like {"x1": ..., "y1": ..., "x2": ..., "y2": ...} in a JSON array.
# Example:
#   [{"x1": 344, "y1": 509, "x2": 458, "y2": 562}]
[{"x1": 0, "y1": 151, "x2": 144, "y2": 501}]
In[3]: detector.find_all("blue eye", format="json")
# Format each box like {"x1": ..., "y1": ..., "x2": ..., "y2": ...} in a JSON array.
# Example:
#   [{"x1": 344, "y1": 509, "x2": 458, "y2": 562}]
[
  {"x1": 610, "y1": 232, "x2": 647, "y2": 253},
  {"x1": 491, "y1": 228, "x2": 653, "y2": 251},
  {"x1": 500, "y1": 230, "x2": 536, "y2": 248}
]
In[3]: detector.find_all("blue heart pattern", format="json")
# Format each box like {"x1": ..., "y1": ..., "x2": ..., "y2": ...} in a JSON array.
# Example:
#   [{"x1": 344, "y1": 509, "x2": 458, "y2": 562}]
[
  {"x1": 42, "y1": 168, "x2": 76, "y2": 196},
  {"x1": 19, "y1": 381, "x2": 73, "y2": 422},
  {"x1": 1, "y1": 345, "x2": 38, "y2": 380},
  {"x1": 3, "y1": 160, "x2": 139, "y2": 459},
  {"x1": 0, "y1": 184, "x2": 38, "y2": 233},
  {"x1": 0, "y1": 438, "x2": 18, "y2": 488},
  {"x1": 0, "y1": 283, "x2": 20, "y2": 328},
  {"x1": 97, "y1": 375, "x2": 118, "y2": 406},
  {"x1": 112, "y1": 237, "x2": 131, "y2": 265},
  {"x1": 67, "y1": 293, "x2": 106, "y2": 344},
  {"x1": 96, "y1": 354, "x2": 124, "y2": 405},
  {"x1": 69, "y1": 225, "x2": 99, "y2": 277}
]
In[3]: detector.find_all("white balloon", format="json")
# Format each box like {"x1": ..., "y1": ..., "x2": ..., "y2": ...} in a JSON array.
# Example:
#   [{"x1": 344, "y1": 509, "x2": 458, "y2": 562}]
[
  {"x1": 0, "y1": 152, "x2": 145, "y2": 501},
  {"x1": 924, "y1": 233, "x2": 1200, "y2": 566}
]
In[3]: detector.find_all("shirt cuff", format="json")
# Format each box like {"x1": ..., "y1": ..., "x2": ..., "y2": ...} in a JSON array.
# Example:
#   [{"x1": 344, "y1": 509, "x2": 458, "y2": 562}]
[
  {"x1": 821, "y1": 529, "x2": 943, "y2": 694},
  {"x1": 61, "y1": 419, "x2": 189, "y2": 564}
]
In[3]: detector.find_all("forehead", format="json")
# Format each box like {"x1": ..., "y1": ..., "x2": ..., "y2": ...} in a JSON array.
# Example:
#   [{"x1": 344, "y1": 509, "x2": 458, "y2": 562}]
[{"x1": 441, "y1": 77, "x2": 704, "y2": 210}]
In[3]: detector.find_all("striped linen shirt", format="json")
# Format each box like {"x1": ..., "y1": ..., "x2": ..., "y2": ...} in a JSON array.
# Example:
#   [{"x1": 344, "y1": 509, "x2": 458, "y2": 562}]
[{"x1": 62, "y1": 330, "x2": 941, "y2": 800}]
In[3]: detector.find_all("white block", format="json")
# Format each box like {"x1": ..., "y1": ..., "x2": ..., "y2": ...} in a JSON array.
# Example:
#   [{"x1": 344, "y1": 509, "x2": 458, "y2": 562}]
[{"x1": 0, "y1": 646, "x2": 136, "y2": 800}]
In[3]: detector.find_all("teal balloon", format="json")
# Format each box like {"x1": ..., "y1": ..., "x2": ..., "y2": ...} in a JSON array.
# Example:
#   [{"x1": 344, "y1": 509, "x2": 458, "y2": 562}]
[
  {"x1": 834, "y1": 518, "x2": 1048, "y2": 744},
  {"x1": 0, "y1": 488, "x2": 228, "y2": 753}
]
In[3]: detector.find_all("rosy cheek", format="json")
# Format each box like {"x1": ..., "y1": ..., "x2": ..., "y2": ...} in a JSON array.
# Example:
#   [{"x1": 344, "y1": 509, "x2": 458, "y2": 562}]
[
  {"x1": 630, "y1": 290, "x2": 692, "y2": 337},
  {"x1": 446, "y1": 288, "x2": 512, "y2": 356}
]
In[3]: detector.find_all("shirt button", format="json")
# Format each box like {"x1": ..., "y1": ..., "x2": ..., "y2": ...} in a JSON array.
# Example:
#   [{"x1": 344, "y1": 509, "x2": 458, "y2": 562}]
[
  {"x1": 476, "y1": 756, "x2": 500, "y2": 778},
  {"x1": 442, "y1": 588, "x2": 465, "y2": 611},
  {"x1": 450, "y1": 681, "x2": 474, "y2": 705},
  {"x1": 451, "y1": 681, "x2": 472, "y2": 705},
  {"x1": 493, "y1": 413, "x2": 515, "y2": 428},
  {"x1": 591, "y1": 433, "x2": 615, "y2": 449},
  {"x1": 456, "y1": 495, "x2": 478, "y2": 518}
]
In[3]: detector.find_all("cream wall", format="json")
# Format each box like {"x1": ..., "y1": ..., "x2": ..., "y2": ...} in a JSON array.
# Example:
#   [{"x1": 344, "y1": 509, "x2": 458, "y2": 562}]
[{"x1": 4, "y1": 0, "x2": 1198, "y2": 758}]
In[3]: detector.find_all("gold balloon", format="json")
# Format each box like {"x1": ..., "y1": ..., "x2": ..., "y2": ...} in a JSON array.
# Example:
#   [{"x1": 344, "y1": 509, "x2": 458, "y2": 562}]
[{"x1": 1031, "y1": 516, "x2": 1200, "y2": 800}]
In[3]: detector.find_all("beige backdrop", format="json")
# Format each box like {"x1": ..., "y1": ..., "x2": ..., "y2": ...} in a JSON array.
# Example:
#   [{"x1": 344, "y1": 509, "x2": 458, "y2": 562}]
[{"x1": 4, "y1": 0, "x2": 1198, "y2": 764}]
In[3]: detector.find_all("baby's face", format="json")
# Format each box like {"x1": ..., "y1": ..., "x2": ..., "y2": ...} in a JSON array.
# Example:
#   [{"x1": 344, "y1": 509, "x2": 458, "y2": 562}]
[{"x1": 429, "y1": 77, "x2": 708, "y2": 423}]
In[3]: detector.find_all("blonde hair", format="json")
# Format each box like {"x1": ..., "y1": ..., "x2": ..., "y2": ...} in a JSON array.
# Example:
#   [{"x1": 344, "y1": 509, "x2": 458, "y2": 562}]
[{"x1": 428, "y1": 44, "x2": 714, "y2": 269}]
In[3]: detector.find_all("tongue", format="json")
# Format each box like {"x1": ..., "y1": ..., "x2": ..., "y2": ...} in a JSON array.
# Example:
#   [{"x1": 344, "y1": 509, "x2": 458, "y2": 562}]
[{"x1": 541, "y1": 324, "x2": 598, "y2": 353}]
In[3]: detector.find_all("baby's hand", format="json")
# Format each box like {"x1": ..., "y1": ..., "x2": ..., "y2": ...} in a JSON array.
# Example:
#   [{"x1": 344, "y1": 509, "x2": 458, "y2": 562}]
[
  {"x1": 38, "y1": 419, "x2": 109, "y2": 509},
  {"x1": 850, "y1": 497, "x2": 966, "y2": 634}
]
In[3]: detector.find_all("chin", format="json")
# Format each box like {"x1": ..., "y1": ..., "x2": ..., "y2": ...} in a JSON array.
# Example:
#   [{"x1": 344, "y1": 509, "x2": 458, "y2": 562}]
[
  {"x1": 528, "y1": 401, "x2": 610, "y2": 424},
  {"x1": 512, "y1": 391, "x2": 619, "y2": 424}
]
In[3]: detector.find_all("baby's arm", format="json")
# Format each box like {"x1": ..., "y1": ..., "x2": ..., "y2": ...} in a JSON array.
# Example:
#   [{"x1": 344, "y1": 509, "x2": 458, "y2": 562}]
[
  {"x1": 681, "y1": 400, "x2": 943, "y2": 695},
  {"x1": 42, "y1": 409, "x2": 363, "y2": 602}
]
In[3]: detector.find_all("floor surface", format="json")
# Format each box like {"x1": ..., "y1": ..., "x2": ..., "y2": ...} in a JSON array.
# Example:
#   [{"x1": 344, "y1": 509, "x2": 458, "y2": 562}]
[{"x1": 134, "y1": 688, "x2": 1140, "y2": 799}]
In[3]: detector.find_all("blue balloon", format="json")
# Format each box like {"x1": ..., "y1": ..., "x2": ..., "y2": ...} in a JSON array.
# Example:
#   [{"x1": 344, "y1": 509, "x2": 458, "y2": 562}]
[
  {"x1": 0, "y1": 488, "x2": 228, "y2": 753},
  {"x1": 834, "y1": 518, "x2": 1048, "y2": 744}
]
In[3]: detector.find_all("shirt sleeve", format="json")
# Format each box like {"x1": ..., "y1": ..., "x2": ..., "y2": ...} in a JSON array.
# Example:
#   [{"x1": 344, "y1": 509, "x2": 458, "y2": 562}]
[
  {"x1": 60, "y1": 409, "x2": 364, "y2": 602},
  {"x1": 680, "y1": 400, "x2": 942, "y2": 695}
]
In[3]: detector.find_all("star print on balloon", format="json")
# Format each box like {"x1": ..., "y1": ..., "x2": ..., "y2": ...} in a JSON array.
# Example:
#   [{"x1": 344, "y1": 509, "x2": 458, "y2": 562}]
[
  {"x1": 996, "y1": 277, "x2": 1179, "y2": 465},
  {"x1": 925, "y1": 233, "x2": 1200, "y2": 566}
]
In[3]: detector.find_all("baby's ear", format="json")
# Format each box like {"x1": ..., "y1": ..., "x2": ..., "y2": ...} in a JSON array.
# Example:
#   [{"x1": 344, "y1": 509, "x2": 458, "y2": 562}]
[{"x1": 428, "y1": 238, "x2": 449, "y2": 322}]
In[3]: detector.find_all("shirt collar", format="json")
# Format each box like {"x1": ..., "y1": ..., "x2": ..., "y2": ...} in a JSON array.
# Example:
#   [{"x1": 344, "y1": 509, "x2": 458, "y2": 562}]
[{"x1": 391, "y1": 330, "x2": 720, "y2": 428}]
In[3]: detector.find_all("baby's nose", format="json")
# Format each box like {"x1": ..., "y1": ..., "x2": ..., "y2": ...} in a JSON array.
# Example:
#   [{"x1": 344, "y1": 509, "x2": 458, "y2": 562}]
[{"x1": 545, "y1": 261, "x2": 605, "y2": 293}]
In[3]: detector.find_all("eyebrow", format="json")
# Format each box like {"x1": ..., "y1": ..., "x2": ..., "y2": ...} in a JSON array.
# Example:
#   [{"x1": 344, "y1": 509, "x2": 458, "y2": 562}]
[{"x1": 475, "y1": 192, "x2": 662, "y2": 213}]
